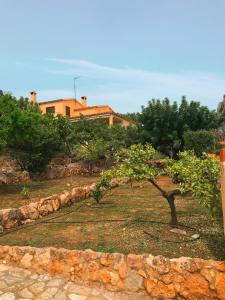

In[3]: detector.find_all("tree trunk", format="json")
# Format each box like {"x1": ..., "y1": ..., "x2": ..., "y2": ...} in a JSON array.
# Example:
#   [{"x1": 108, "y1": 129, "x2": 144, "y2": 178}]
[
  {"x1": 148, "y1": 179, "x2": 179, "y2": 227},
  {"x1": 167, "y1": 195, "x2": 178, "y2": 227}
]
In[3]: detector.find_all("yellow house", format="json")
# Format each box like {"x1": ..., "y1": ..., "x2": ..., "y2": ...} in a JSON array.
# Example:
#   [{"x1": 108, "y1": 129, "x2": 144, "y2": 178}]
[{"x1": 30, "y1": 91, "x2": 135, "y2": 127}]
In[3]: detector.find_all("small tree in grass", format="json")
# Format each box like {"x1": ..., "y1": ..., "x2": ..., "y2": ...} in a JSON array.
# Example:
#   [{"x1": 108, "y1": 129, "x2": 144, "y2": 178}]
[
  {"x1": 167, "y1": 151, "x2": 221, "y2": 216},
  {"x1": 100, "y1": 144, "x2": 182, "y2": 227},
  {"x1": 96, "y1": 145, "x2": 222, "y2": 227}
]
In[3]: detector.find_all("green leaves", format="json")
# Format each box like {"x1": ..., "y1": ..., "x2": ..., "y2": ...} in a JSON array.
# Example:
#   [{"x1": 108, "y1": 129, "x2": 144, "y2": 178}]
[
  {"x1": 138, "y1": 97, "x2": 221, "y2": 157},
  {"x1": 102, "y1": 144, "x2": 160, "y2": 182},
  {"x1": 167, "y1": 151, "x2": 221, "y2": 215},
  {"x1": 183, "y1": 130, "x2": 217, "y2": 157}
]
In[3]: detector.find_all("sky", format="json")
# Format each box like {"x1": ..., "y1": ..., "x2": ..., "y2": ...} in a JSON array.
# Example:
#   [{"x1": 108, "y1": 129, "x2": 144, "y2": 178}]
[{"x1": 1, "y1": 0, "x2": 225, "y2": 113}]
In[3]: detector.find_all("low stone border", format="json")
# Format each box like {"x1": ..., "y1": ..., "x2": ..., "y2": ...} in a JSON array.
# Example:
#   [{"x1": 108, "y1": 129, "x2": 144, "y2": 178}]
[
  {"x1": 0, "y1": 184, "x2": 93, "y2": 231},
  {"x1": 0, "y1": 245, "x2": 224, "y2": 299},
  {"x1": 0, "y1": 179, "x2": 122, "y2": 232}
]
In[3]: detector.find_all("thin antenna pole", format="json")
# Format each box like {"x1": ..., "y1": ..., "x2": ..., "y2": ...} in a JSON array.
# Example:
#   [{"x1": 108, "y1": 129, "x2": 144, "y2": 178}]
[{"x1": 73, "y1": 76, "x2": 80, "y2": 100}]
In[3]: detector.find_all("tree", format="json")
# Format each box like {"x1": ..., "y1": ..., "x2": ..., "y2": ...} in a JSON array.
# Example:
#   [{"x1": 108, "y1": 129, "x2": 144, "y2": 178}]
[
  {"x1": 74, "y1": 139, "x2": 110, "y2": 173},
  {"x1": 98, "y1": 145, "x2": 222, "y2": 227},
  {"x1": 72, "y1": 117, "x2": 142, "y2": 164},
  {"x1": 167, "y1": 151, "x2": 221, "y2": 215},
  {"x1": 138, "y1": 97, "x2": 221, "y2": 157},
  {"x1": 101, "y1": 144, "x2": 182, "y2": 226},
  {"x1": 7, "y1": 111, "x2": 60, "y2": 172},
  {"x1": 0, "y1": 93, "x2": 61, "y2": 172},
  {"x1": 183, "y1": 130, "x2": 217, "y2": 157},
  {"x1": 55, "y1": 115, "x2": 77, "y2": 158},
  {"x1": 139, "y1": 98, "x2": 180, "y2": 157}
]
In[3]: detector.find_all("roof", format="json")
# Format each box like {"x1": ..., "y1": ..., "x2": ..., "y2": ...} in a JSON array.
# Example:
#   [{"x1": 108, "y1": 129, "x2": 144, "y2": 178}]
[
  {"x1": 74, "y1": 105, "x2": 113, "y2": 112},
  {"x1": 38, "y1": 97, "x2": 136, "y2": 124},
  {"x1": 38, "y1": 98, "x2": 81, "y2": 105},
  {"x1": 72, "y1": 110, "x2": 136, "y2": 124}
]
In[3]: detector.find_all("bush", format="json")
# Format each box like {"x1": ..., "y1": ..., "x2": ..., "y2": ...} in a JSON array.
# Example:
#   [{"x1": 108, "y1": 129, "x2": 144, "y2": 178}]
[
  {"x1": 20, "y1": 186, "x2": 30, "y2": 199},
  {"x1": 183, "y1": 130, "x2": 217, "y2": 157}
]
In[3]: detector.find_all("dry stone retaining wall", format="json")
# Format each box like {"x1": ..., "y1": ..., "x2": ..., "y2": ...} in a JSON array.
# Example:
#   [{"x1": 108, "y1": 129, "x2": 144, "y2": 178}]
[
  {"x1": 0, "y1": 245, "x2": 224, "y2": 299},
  {"x1": 0, "y1": 179, "x2": 121, "y2": 232},
  {"x1": 0, "y1": 155, "x2": 30, "y2": 185},
  {"x1": 0, "y1": 183, "x2": 96, "y2": 231}
]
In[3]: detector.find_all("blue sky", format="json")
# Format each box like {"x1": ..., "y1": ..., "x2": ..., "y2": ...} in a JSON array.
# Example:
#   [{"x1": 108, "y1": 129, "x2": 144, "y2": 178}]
[{"x1": 1, "y1": 0, "x2": 225, "y2": 112}]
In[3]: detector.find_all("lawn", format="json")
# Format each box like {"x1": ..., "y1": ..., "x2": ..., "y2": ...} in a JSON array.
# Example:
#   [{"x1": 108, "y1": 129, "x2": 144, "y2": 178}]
[
  {"x1": 0, "y1": 175, "x2": 98, "y2": 209},
  {"x1": 0, "y1": 176, "x2": 224, "y2": 260}
]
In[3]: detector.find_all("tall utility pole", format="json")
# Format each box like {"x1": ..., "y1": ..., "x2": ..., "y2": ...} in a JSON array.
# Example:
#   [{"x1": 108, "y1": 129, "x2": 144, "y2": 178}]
[{"x1": 73, "y1": 76, "x2": 80, "y2": 100}]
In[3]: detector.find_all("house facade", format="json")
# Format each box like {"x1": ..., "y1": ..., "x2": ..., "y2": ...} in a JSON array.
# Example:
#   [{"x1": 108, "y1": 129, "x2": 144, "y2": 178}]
[{"x1": 30, "y1": 91, "x2": 134, "y2": 127}]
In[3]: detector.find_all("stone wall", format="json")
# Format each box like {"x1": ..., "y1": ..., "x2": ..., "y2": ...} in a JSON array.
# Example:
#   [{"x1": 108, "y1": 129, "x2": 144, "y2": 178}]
[
  {"x1": 0, "y1": 155, "x2": 30, "y2": 185},
  {"x1": 0, "y1": 179, "x2": 121, "y2": 232},
  {"x1": 39, "y1": 162, "x2": 94, "y2": 180},
  {"x1": 0, "y1": 245, "x2": 224, "y2": 299},
  {"x1": 0, "y1": 183, "x2": 95, "y2": 232}
]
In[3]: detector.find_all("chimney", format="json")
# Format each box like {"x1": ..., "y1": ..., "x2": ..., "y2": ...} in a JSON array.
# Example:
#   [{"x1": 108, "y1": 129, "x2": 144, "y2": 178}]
[
  {"x1": 30, "y1": 91, "x2": 37, "y2": 103},
  {"x1": 81, "y1": 96, "x2": 87, "y2": 107}
]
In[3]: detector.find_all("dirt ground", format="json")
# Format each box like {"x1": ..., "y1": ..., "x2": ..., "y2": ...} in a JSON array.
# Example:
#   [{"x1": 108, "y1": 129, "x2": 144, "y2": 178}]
[
  {"x1": 0, "y1": 175, "x2": 98, "y2": 209},
  {"x1": 0, "y1": 176, "x2": 224, "y2": 260}
]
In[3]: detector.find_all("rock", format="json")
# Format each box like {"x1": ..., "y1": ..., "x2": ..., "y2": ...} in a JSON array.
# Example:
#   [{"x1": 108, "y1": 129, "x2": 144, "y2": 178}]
[
  {"x1": 125, "y1": 270, "x2": 143, "y2": 292},
  {"x1": 181, "y1": 273, "x2": 210, "y2": 298},
  {"x1": 39, "y1": 287, "x2": 58, "y2": 299},
  {"x1": 0, "y1": 155, "x2": 30, "y2": 185},
  {"x1": 21, "y1": 219, "x2": 34, "y2": 225},
  {"x1": 151, "y1": 256, "x2": 170, "y2": 275},
  {"x1": 0, "y1": 293, "x2": 15, "y2": 300},
  {"x1": 29, "y1": 282, "x2": 46, "y2": 295},
  {"x1": 1, "y1": 209, "x2": 23, "y2": 229},
  {"x1": 100, "y1": 253, "x2": 114, "y2": 267},
  {"x1": 0, "y1": 226, "x2": 3, "y2": 234},
  {"x1": 18, "y1": 287, "x2": 34, "y2": 299},
  {"x1": 38, "y1": 197, "x2": 54, "y2": 216},
  {"x1": 127, "y1": 254, "x2": 143, "y2": 269},
  {"x1": 191, "y1": 233, "x2": 200, "y2": 240},
  {"x1": 144, "y1": 279, "x2": 175, "y2": 298},
  {"x1": 20, "y1": 253, "x2": 33, "y2": 268},
  {"x1": 19, "y1": 202, "x2": 39, "y2": 220},
  {"x1": 0, "y1": 173, "x2": 8, "y2": 184},
  {"x1": 51, "y1": 196, "x2": 60, "y2": 211},
  {"x1": 215, "y1": 272, "x2": 225, "y2": 299},
  {"x1": 59, "y1": 191, "x2": 71, "y2": 206}
]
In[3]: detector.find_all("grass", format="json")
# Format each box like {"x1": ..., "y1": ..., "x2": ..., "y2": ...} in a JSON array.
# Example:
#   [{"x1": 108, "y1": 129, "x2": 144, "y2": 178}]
[
  {"x1": 0, "y1": 176, "x2": 224, "y2": 260},
  {"x1": 0, "y1": 175, "x2": 98, "y2": 209}
]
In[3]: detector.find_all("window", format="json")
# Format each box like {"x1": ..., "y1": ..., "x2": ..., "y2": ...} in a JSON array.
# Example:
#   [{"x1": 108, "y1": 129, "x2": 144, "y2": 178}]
[
  {"x1": 46, "y1": 106, "x2": 55, "y2": 114},
  {"x1": 66, "y1": 106, "x2": 71, "y2": 117}
]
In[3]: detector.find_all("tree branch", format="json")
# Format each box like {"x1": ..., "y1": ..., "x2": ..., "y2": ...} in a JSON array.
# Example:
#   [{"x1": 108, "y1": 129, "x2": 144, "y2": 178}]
[{"x1": 148, "y1": 179, "x2": 167, "y2": 198}]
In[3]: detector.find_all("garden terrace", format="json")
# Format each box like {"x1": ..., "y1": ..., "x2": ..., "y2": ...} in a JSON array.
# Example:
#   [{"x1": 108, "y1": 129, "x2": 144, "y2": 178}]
[
  {"x1": 0, "y1": 176, "x2": 224, "y2": 261},
  {"x1": 0, "y1": 175, "x2": 98, "y2": 210}
]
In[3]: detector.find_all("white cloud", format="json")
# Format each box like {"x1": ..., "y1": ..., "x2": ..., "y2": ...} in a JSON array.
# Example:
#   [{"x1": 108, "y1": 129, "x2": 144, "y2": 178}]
[{"x1": 23, "y1": 58, "x2": 225, "y2": 112}]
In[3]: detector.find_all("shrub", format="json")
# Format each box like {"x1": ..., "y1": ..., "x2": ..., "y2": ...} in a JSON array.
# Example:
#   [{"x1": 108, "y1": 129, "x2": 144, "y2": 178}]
[{"x1": 183, "y1": 130, "x2": 217, "y2": 157}]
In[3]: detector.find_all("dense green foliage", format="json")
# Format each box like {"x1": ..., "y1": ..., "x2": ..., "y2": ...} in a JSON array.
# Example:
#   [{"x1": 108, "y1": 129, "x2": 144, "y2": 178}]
[
  {"x1": 139, "y1": 97, "x2": 221, "y2": 157},
  {"x1": 0, "y1": 94, "x2": 62, "y2": 172},
  {"x1": 167, "y1": 151, "x2": 221, "y2": 215},
  {"x1": 183, "y1": 130, "x2": 217, "y2": 157},
  {"x1": 1, "y1": 92, "x2": 223, "y2": 178},
  {"x1": 102, "y1": 144, "x2": 159, "y2": 181},
  {"x1": 0, "y1": 93, "x2": 140, "y2": 173},
  {"x1": 73, "y1": 117, "x2": 141, "y2": 170}
]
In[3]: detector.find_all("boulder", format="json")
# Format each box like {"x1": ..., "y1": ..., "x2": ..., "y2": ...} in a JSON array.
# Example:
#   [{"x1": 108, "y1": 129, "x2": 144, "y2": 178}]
[
  {"x1": 1, "y1": 208, "x2": 23, "y2": 229},
  {"x1": 19, "y1": 202, "x2": 39, "y2": 220}
]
